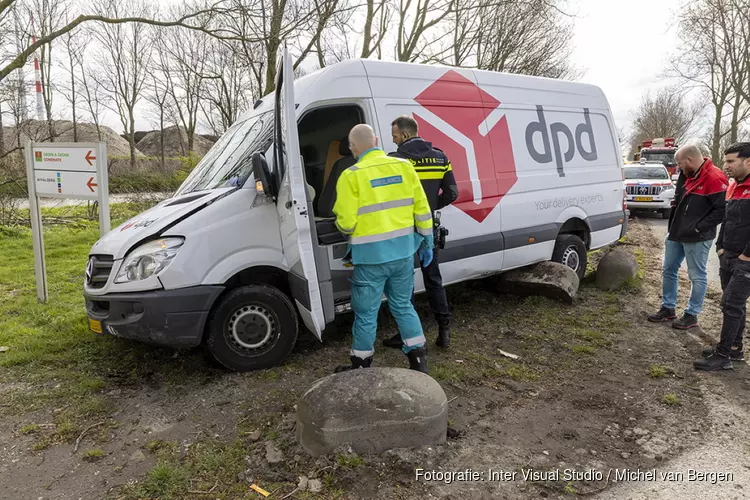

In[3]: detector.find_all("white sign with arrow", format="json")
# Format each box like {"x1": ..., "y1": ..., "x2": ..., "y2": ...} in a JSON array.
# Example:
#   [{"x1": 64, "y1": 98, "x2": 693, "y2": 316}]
[{"x1": 25, "y1": 141, "x2": 110, "y2": 303}]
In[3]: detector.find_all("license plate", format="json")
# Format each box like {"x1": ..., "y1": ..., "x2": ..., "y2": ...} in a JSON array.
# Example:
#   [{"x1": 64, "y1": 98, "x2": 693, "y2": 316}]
[
  {"x1": 88, "y1": 318, "x2": 102, "y2": 334},
  {"x1": 633, "y1": 196, "x2": 653, "y2": 202}
]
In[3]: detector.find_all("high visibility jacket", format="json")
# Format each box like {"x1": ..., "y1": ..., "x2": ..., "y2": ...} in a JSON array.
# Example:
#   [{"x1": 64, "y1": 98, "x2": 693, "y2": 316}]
[{"x1": 333, "y1": 148, "x2": 434, "y2": 265}]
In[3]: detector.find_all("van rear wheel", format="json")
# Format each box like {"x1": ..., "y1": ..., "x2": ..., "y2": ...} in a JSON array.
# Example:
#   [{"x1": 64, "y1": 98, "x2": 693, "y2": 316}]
[
  {"x1": 552, "y1": 234, "x2": 587, "y2": 281},
  {"x1": 206, "y1": 284, "x2": 298, "y2": 372}
]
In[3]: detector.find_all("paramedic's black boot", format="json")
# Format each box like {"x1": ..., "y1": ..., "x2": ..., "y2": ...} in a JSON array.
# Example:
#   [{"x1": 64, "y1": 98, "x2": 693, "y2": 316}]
[
  {"x1": 407, "y1": 347, "x2": 428, "y2": 374},
  {"x1": 436, "y1": 318, "x2": 451, "y2": 348},
  {"x1": 383, "y1": 332, "x2": 403, "y2": 349},
  {"x1": 334, "y1": 355, "x2": 373, "y2": 374}
]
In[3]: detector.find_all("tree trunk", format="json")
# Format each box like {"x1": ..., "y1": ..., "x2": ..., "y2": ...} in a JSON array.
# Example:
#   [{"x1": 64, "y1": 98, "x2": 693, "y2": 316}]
[
  {"x1": 128, "y1": 107, "x2": 137, "y2": 170},
  {"x1": 69, "y1": 50, "x2": 78, "y2": 142},
  {"x1": 160, "y1": 107, "x2": 165, "y2": 170},
  {"x1": 730, "y1": 93, "x2": 741, "y2": 144},
  {"x1": 711, "y1": 102, "x2": 723, "y2": 164},
  {"x1": 0, "y1": 101, "x2": 5, "y2": 155}
]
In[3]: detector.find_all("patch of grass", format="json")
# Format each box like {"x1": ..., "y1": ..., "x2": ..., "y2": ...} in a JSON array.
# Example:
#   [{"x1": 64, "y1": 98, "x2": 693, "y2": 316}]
[
  {"x1": 430, "y1": 362, "x2": 472, "y2": 384},
  {"x1": 132, "y1": 462, "x2": 189, "y2": 499},
  {"x1": 569, "y1": 345, "x2": 596, "y2": 355},
  {"x1": 20, "y1": 423, "x2": 40, "y2": 435},
  {"x1": 82, "y1": 448, "x2": 105, "y2": 462},
  {"x1": 502, "y1": 365, "x2": 540, "y2": 382},
  {"x1": 662, "y1": 393, "x2": 681, "y2": 406},
  {"x1": 337, "y1": 453, "x2": 364, "y2": 468},
  {"x1": 565, "y1": 482, "x2": 578, "y2": 494},
  {"x1": 0, "y1": 217, "x2": 221, "y2": 425},
  {"x1": 649, "y1": 364, "x2": 669, "y2": 378}
]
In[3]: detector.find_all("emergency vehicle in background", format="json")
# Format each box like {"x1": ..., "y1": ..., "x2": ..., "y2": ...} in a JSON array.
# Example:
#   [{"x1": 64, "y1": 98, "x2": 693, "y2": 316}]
[{"x1": 634, "y1": 137, "x2": 678, "y2": 176}]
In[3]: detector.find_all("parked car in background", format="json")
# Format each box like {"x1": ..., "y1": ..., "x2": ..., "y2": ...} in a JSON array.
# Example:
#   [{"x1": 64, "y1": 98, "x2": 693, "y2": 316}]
[{"x1": 623, "y1": 162, "x2": 675, "y2": 219}]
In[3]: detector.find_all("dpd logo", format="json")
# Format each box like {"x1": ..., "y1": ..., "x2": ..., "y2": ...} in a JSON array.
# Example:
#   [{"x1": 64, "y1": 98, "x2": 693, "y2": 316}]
[
  {"x1": 525, "y1": 105, "x2": 598, "y2": 177},
  {"x1": 413, "y1": 71, "x2": 517, "y2": 223}
]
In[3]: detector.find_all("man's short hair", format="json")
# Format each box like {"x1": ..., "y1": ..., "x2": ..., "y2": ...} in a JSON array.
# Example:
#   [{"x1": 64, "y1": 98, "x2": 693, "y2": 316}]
[
  {"x1": 391, "y1": 115, "x2": 418, "y2": 136},
  {"x1": 724, "y1": 142, "x2": 750, "y2": 159}
]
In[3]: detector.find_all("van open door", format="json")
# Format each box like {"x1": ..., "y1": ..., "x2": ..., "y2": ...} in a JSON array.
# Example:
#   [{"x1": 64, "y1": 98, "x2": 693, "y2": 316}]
[{"x1": 272, "y1": 47, "x2": 326, "y2": 340}]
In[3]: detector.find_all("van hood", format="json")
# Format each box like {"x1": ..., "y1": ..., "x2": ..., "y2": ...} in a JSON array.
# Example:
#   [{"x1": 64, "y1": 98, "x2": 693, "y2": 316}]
[{"x1": 90, "y1": 188, "x2": 236, "y2": 259}]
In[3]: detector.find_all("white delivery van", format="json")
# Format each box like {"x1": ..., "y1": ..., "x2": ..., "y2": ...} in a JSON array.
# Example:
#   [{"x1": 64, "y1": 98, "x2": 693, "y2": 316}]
[{"x1": 83, "y1": 48, "x2": 629, "y2": 372}]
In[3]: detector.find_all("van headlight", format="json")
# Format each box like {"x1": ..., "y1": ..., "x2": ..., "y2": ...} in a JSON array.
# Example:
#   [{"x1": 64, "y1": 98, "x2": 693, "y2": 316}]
[{"x1": 115, "y1": 238, "x2": 184, "y2": 283}]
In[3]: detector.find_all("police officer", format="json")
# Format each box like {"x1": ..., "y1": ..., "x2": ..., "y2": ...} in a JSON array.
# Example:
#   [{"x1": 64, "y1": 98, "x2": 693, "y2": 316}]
[
  {"x1": 382, "y1": 115, "x2": 459, "y2": 349},
  {"x1": 695, "y1": 142, "x2": 750, "y2": 370},
  {"x1": 332, "y1": 124, "x2": 435, "y2": 374}
]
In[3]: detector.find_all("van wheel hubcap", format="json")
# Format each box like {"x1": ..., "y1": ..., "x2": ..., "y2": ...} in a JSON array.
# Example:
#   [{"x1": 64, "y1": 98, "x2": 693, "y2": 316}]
[
  {"x1": 228, "y1": 305, "x2": 276, "y2": 350},
  {"x1": 562, "y1": 246, "x2": 580, "y2": 271}
]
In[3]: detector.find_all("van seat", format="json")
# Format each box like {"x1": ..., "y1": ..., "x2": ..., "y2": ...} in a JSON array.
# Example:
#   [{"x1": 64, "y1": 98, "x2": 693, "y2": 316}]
[
  {"x1": 318, "y1": 137, "x2": 356, "y2": 218},
  {"x1": 323, "y1": 140, "x2": 343, "y2": 187}
]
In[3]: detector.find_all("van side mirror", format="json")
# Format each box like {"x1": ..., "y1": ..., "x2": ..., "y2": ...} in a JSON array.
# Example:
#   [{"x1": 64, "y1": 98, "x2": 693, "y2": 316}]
[{"x1": 252, "y1": 152, "x2": 276, "y2": 198}]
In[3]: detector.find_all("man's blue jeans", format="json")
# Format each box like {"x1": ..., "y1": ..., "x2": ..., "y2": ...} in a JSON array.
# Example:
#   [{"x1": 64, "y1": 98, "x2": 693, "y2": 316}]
[{"x1": 661, "y1": 238, "x2": 713, "y2": 316}]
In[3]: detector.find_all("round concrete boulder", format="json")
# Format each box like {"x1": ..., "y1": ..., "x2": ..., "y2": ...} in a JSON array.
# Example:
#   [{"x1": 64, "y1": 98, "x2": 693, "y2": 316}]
[
  {"x1": 296, "y1": 368, "x2": 448, "y2": 457},
  {"x1": 595, "y1": 249, "x2": 639, "y2": 290}
]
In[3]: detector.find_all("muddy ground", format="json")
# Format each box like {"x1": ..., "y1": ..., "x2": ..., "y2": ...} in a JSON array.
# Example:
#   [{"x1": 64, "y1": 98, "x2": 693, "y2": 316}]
[{"x1": 2, "y1": 218, "x2": 749, "y2": 500}]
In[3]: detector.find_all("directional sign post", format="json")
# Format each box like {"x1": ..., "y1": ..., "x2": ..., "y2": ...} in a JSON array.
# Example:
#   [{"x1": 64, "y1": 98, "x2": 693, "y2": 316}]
[{"x1": 25, "y1": 141, "x2": 109, "y2": 303}]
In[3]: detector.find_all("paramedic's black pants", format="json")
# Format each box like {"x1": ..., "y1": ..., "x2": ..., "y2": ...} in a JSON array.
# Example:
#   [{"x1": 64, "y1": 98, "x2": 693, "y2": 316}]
[
  {"x1": 717, "y1": 255, "x2": 749, "y2": 355},
  {"x1": 411, "y1": 246, "x2": 451, "y2": 323}
]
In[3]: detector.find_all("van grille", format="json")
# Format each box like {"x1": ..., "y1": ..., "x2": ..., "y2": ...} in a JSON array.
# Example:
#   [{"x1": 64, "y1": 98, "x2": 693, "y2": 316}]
[
  {"x1": 626, "y1": 185, "x2": 662, "y2": 196},
  {"x1": 86, "y1": 255, "x2": 114, "y2": 289}
]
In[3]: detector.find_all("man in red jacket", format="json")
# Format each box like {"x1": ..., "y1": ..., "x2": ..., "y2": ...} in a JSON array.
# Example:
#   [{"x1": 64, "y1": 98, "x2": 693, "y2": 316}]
[
  {"x1": 648, "y1": 145, "x2": 728, "y2": 329},
  {"x1": 695, "y1": 142, "x2": 750, "y2": 370}
]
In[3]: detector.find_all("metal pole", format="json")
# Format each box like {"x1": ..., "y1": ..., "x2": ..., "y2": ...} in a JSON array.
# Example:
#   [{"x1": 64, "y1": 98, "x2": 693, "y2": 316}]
[
  {"x1": 25, "y1": 141, "x2": 48, "y2": 303},
  {"x1": 98, "y1": 142, "x2": 110, "y2": 236}
]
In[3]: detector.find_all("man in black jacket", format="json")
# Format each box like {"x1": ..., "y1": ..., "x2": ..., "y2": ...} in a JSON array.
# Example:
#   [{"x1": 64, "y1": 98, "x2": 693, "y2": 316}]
[
  {"x1": 382, "y1": 115, "x2": 459, "y2": 349},
  {"x1": 648, "y1": 145, "x2": 728, "y2": 329},
  {"x1": 695, "y1": 142, "x2": 750, "y2": 370}
]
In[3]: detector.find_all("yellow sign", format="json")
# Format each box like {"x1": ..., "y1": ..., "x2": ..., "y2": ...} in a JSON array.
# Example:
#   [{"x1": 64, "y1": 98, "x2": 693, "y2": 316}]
[{"x1": 633, "y1": 196, "x2": 653, "y2": 202}]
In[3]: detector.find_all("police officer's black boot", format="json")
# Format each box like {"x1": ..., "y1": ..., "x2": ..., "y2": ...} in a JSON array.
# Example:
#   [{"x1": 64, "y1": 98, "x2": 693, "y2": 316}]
[
  {"x1": 334, "y1": 355, "x2": 373, "y2": 374},
  {"x1": 406, "y1": 347, "x2": 428, "y2": 374},
  {"x1": 436, "y1": 318, "x2": 451, "y2": 348}
]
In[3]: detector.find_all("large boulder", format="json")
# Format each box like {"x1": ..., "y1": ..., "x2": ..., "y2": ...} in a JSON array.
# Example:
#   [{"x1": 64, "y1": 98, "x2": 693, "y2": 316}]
[
  {"x1": 595, "y1": 249, "x2": 639, "y2": 290},
  {"x1": 296, "y1": 368, "x2": 447, "y2": 457},
  {"x1": 497, "y1": 261, "x2": 579, "y2": 304}
]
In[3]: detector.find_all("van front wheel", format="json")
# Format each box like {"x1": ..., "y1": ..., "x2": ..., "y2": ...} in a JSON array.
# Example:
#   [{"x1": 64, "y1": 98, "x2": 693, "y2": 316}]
[
  {"x1": 552, "y1": 234, "x2": 587, "y2": 281},
  {"x1": 206, "y1": 284, "x2": 299, "y2": 372}
]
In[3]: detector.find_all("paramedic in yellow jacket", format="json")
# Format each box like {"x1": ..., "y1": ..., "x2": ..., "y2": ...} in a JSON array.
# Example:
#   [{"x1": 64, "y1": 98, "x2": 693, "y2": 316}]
[{"x1": 332, "y1": 124, "x2": 434, "y2": 374}]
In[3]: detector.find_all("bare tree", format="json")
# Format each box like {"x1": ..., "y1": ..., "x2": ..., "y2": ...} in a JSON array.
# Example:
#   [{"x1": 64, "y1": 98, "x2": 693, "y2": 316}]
[
  {"x1": 145, "y1": 32, "x2": 173, "y2": 168},
  {"x1": 200, "y1": 39, "x2": 255, "y2": 134},
  {"x1": 160, "y1": 20, "x2": 211, "y2": 155},
  {"x1": 23, "y1": 0, "x2": 72, "y2": 139},
  {"x1": 93, "y1": 0, "x2": 154, "y2": 169},
  {"x1": 59, "y1": 31, "x2": 87, "y2": 142},
  {"x1": 395, "y1": 0, "x2": 454, "y2": 62},
  {"x1": 630, "y1": 86, "x2": 701, "y2": 151}
]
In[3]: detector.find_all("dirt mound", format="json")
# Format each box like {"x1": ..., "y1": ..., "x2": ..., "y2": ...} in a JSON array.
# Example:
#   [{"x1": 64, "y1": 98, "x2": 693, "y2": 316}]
[
  {"x1": 1, "y1": 120, "x2": 141, "y2": 157},
  {"x1": 135, "y1": 126, "x2": 215, "y2": 157}
]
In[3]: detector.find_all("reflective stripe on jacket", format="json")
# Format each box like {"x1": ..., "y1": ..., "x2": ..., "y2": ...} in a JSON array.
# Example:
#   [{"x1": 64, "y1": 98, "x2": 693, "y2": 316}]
[{"x1": 333, "y1": 148, "x2": 434, "y2": 265}]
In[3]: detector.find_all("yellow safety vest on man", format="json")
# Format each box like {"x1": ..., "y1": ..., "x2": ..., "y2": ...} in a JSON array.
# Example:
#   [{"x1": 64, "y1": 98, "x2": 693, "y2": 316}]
[{"x1": 333, "y1": 148, "x2": 434, "y2": 265}]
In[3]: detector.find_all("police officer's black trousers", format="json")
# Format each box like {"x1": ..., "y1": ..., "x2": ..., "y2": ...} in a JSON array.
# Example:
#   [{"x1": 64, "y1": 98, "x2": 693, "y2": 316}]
[
  {"x1": 411, "y1": 246, "x2": 451, "y2": 323},
  {"x1": 717, "y1": 256, "x2": 750, "y2": 355}
]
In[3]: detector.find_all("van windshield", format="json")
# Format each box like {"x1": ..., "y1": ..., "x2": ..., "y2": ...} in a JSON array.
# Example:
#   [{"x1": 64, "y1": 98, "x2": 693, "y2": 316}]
[{"x1": 174, "y1": 110, "x2": 274, "y2": 195}]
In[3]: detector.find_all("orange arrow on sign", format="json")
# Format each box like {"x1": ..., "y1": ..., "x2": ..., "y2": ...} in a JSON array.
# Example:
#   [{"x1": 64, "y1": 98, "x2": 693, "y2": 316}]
[
  {"x1": 87, "y1": 177, "x2": 98, "y2": 192},
  {"x1": 85, "y1": 150, "x2": 96, "y2": 166}
]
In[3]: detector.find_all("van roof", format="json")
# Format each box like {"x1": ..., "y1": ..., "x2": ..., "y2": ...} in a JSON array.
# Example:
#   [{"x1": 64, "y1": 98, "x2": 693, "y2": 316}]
[{"x1": 240, "y1": 58, "x2": 607, "y2": 122}]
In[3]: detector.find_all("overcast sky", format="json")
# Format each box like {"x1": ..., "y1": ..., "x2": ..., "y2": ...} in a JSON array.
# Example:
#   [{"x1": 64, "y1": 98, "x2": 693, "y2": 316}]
[{"x1": 91, "y1": 0, "x2": 685, "y2": 141}]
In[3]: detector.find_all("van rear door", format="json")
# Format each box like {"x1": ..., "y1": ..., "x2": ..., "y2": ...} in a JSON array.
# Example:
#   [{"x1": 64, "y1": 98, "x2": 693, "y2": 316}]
[{"x1": 273, "y1": 47, "x2": 326, "y2": 339}]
